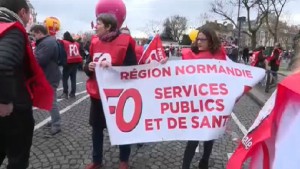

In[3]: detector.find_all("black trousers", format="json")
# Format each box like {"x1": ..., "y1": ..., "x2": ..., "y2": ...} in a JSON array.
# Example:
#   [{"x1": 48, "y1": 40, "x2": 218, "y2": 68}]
[
  {"x1": 243, "y1": 55, "x2": 249, "y2": 63},
  {"x1": 62, "y1": 64, "x2": 78, "y2": 95},
  {"x1": 90, "y1": 98, "x2": 131, "y2": 164},
  {"x1": 0, "y1": 109, "x2": 34, "y2": 169},
  {"x1": 182, "y1": 140, "x2": 214, "y2": 169}
]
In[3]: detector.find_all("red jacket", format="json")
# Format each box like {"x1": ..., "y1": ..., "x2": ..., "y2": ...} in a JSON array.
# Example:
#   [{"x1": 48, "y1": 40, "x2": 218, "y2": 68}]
[
  {"x1": 266, "y1": 48, "x2": 282, "y2": 66},
  {"x1": 0, "y1": 22, "x2": 53, "y2": 110}
]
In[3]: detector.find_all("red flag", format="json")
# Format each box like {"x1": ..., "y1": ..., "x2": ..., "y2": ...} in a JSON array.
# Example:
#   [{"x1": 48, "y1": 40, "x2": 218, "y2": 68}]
[
  {"x1": 138, "y1": 35, "x2": 166, "y2": 64},
  {"x1": 227, "y1": 73, "x2": 300, "y2": 169}
]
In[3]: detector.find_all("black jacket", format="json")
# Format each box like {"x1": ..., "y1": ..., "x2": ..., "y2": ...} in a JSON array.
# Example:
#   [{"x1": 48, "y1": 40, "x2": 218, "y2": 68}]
[
  {"x1": 0, "y1": 21, "x2": 32, "y2": 110},
  {"x1": 35, "y1": 36, "x2": 61, "y2": 88}
]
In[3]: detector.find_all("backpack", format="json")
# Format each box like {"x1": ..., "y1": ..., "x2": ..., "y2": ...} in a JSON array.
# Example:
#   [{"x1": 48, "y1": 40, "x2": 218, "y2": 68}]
[{"x1": 56, "y1": 41, "x2": 67, "y2": 66}]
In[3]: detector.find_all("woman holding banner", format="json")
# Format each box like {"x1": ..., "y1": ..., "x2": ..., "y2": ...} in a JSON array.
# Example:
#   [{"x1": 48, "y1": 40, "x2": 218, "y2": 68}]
[
  {"x1": 181, "y1": 26, "x2": 227, "y2": 169},
  {"x1": 84, "y1": 11, "x2": 137, "y2": 169}
]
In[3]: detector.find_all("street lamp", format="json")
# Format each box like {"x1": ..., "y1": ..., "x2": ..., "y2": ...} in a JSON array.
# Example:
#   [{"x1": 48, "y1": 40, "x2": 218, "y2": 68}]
[{"x1": 237, "y1": 0, "x2": 242, "y2": 61}]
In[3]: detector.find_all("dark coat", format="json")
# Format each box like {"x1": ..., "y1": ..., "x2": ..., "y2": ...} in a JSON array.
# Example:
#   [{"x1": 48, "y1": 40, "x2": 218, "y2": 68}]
[
  {"x1": 35, "y1": 36, "x2": 61, "y2": 88},
  {"x1": 0, "y1": 18, "x2": 32, "y2": 110}
]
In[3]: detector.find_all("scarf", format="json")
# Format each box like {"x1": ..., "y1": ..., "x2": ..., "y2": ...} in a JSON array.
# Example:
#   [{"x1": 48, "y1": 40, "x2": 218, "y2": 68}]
[
  {"x1": 0, "y1": 7, "x2": 25, "y2": 26},
  {"x1": 99, "y1": 31, "x2": 119, "y2": 42}
]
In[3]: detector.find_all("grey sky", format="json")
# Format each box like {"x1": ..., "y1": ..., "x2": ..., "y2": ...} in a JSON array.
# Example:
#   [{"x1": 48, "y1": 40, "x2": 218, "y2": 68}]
[{"x1": 30, "y1": 0, "x2": 300, "y2": 36}]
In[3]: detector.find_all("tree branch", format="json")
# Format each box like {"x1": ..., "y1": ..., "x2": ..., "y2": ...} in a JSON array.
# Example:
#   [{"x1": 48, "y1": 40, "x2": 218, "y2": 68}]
[{"x1": 210, "y1": 0, "x2": 238, "y2": 27}]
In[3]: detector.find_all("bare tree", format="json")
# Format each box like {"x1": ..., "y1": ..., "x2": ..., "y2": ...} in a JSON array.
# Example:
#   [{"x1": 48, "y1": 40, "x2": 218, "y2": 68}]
[
  {"x1": 243, "y1": 0, "x2": 268, "y2": 49},
  {"x1": 197, "y1": 12, "x2": 214, "y2": 26},
  {"x1": 210, "y1": 0, "x2": 268, "y2": 49},
  {"x1": 162, "y1": 15, "x2": 188, "y2": 42},
  {"x1": 259, "y1": 0, "x2": 289, "y2": 45},
  {"x1": 140, "y1": 20, "x2": 162, "y2": 35},
  {"x1": 211, "y1": 0, "x2": 238, "y2": 28}
]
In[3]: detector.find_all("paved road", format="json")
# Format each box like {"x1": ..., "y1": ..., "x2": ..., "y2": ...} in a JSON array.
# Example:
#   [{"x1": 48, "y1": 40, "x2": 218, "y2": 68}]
[{"x1": 1, "y1": 57, "x2": 264, "y2": 169}]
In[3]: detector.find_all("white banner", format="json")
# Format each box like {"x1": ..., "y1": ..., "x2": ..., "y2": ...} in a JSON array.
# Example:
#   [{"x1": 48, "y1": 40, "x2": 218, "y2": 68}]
[{"x1": 95, "y1": 60, "x2": 265, "y2": 145}]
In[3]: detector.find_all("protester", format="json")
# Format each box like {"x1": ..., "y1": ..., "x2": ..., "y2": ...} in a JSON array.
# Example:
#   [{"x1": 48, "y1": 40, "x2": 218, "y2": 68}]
[
  {"x1": 120, "y1": 27, "x2": 145, "y2": 63},
  {"x1": 0, "y1": 0, "x2": 53, "y2": 167},
  {"x1": 84, "y1": 13, "x2": 137, "y2": 169},
  {"x1": 229, "y1": 46, "x2": 238, "y2": 62},
  {"x1": 251, "y1": 46, "x2": 266, "y2": 69},
  {"x1": 30, "y1": 24, "x2": 62, "y2": 136},
  {"x1": 181, "y1": 26, "x2": 227, "y2": 169},
  {"x1": 75, "y1": 36, "x2": 87, "y2": 71},
  {"x1": 242, "y1": 47, "x2": 250, "y2": 64},
  {"x1": 59, "y1": 31, "x2": 83, "y2": 99},
  {"x1": 266, "y1": 42, "x2": 282, "y2": 83}
]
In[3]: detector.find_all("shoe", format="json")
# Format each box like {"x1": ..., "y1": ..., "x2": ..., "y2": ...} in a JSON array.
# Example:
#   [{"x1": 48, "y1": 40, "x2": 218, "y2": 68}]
[
  {"x1": 119, "y1": 162, "x2": 129, "y2": 169},
  {"x1": 69, "y1": 93, "x2": 76, "y2": 98},
  {"x1": 59, "y1": 93, "x2": 68, "y2": 99},
  {"x1": 198, "y1": 159, "x2": 209, "y2": 169},
  {"x1": 51, "y1": 128, "x2": 61, "y2": 136},
  {"x1": 85, "y1": 163, "x2": 102, "y2": 169}
]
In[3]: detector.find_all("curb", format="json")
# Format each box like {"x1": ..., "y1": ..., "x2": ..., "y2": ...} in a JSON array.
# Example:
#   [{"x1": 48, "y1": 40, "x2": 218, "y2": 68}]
[{"x1": 247, "y1": 90, "x2": 265, "y2": 107}]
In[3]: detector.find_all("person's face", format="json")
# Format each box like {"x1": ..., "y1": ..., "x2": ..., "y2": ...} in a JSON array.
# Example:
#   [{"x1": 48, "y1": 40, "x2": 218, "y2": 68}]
[
  {"x1": 95, "y1": 20, "x2": 110, "y2": 37},
  {"x1": 196, "y1": 32, "x2": 209, "y2": 51},
  {"x1": 17, "y1": 8, "x2": 30, "y2": 26}
]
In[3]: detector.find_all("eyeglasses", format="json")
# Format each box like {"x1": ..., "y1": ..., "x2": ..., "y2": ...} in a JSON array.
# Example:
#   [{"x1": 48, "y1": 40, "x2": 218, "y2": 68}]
[{"x1": 196, "y1": 38, "x2": 208, "y2": 42}]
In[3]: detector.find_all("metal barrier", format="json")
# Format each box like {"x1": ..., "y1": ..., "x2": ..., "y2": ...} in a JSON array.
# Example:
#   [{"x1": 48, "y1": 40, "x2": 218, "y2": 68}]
[{"x1": 264, "y1": 70, "x2": 287, "y2": 93}]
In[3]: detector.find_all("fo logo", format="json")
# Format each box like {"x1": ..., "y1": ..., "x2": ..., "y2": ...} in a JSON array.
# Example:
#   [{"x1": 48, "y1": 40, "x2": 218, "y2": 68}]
[{"x1": 93, "y1": 53, "x2": 112, "y2": 63}]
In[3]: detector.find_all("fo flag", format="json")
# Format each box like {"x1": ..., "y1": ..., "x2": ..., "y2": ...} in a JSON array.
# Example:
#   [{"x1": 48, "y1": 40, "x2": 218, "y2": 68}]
[
  {"x1": 227, "y1": 73, "x2": 300, "y2": 169},
  {"x1": 138, "y1": 35, "x2": 166, "y2": 64}
]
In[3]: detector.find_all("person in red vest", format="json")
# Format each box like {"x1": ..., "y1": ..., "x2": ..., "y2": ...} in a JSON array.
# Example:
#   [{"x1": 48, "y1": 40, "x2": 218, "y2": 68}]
[
  {"x1": 0, "y1": 0, "x2": 53, "y2": 168},
  {"x1": 59, "y1": 31, "x2": 83, "y2": 99},
  {"x1": 181, "y1": 26, "x2": 227, "y2": 169},
  {"x1": 266, "y1": 42, "x2": 282, "y2": 83},
  {"x1": 120, "y1": 27, "x2": 145, "y2": 64},
  {"x1": 250, "y1": 46, "x2": 266, "y2": 69},
  {"x1": 84, "y1": 14, "x2": 137, "y2": 169}
]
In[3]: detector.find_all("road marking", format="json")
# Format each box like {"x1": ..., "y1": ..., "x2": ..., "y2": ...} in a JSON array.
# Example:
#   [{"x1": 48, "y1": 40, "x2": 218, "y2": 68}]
[
  {"x1": 231, "y1": 112, "x2": 248, "y2": 135},
  {"x1": 227, "y1": 153, "x2": 233, "y2": 159},
  {"x1": 227, "y1": 112, "x2": 248, "y2": 160},
  {"x1": 34, "y1": 94, "x2": 89, "y2": 130},
  {"x1": 33, "y1": 90, "x2": 87, "y2": 110},
  {"x1": 57, "y1": 82, "x2": 83, "y2": 91}
]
